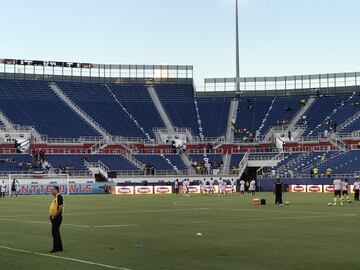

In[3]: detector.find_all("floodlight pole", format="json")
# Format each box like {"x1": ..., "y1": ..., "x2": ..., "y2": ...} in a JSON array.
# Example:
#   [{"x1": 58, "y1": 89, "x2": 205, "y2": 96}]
[{"x1": 235, "y1": 0, "x2": 240, "y2": 92}]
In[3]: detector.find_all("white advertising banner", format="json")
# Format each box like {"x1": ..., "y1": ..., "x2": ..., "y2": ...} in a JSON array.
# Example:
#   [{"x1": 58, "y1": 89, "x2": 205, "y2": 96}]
[
  {"x1": 154, "y1": 186, "x2": 172, "y2": 194},
  {"x1": 289, "y1": 185, "x2": 306, "y2": 193},
  {"x1": 112, "y1": 186, "x2": 134, "y2": 195},
  {"x1": 323, "y1": 185, "x2": 334, "y2": 193},
  {"x1": 135, "y1": 186, "x2": 154, "y2": 195},
  {"x1": 306, "y1": 185, "x2": 323, "y2": 193}
]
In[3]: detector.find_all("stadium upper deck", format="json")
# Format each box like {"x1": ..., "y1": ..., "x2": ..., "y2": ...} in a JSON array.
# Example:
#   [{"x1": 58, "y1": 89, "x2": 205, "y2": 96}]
[{"x1": 0, "y1": 58, "x2": 359, "y2": 178}]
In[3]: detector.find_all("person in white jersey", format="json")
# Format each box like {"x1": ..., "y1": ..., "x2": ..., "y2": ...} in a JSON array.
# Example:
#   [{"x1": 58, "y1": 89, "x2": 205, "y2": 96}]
[
  {"x1": 341, "y1": 179, "x2": 350, "y2": 203},
  {"x1": 0, "y1": 180, "x2": 6, "y2": 197},
  {"x1": 239, "y1": 179, "x2": 245, "y2": 195},
  {"x1": 209, "y1": 178, "x2": 215, "y2": 194},
  {"x1": 249, "y1": 179, "x2": 256, "y2": 195},
  {"x1": 182, "y1": 179, "x2": 188, "y2": 196},
  {"x1": 218, "y1": 178, "x2": 223, "y2": 195},
  {"x1": 230, "y1": 178, "x2": 236, "y2": 194},
  {"x1": 222, "y1": 179, "x2": 228, "y2": 195},
  {"x1": 353, "y1": 176, "x2": 360, "y2": 202},
  {"x1": 200, "y1": 178, "x2": 207, "y2": 195},
  {"x1": 333, "y1": 177, "x2": 342, "y2": 205}
]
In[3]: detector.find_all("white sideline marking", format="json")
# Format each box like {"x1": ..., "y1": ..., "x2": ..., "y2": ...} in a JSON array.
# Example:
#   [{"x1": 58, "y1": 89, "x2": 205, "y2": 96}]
[
  {"x1": 226, "y1": 208, "x2": 355, "y2": 216},
  {"x1": 93, "y1": 224, "x2": 136, "y2": 228},
  {"x1": 0, "y1": 218, "x2": 91, "y2": 228},
  {"x1": 0, "y1": 245, "x2": 133, "y2": 270},
  {"x1": 0, "y1": 218, "x2": 136, "y2": 229},
  {"x1": 0, "y1": 207, "x2": 210, "y2": 218},
  {"x1": 227, "y1": 214, "x2": 357, "y2": 222},
  {"x1": 189, "y1": 214, "x2": 357, "y2": 224}
]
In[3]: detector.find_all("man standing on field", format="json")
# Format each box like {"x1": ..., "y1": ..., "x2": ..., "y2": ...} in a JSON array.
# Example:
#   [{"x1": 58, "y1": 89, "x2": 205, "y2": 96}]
[
  {"x1": 49, "y1": 186, "x2": 64, "y2": 253},
  {"x1": 333, "y1": 177, "x2": 342, "y2": 205},
  {"x1": 354, "y1": 176, "x2": 360, "y2": 202},
  {"x1": 273, "y1": 178, "x2": 284, "y2": 205}
]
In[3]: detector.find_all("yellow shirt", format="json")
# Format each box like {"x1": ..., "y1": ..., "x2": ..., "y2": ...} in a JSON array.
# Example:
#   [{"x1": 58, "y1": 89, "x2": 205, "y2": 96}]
[{"x1": 49, "y1": 195, "x2": 64, "y2": 216}]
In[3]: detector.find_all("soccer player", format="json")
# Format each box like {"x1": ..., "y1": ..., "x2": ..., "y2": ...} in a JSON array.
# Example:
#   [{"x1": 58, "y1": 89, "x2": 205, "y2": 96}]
[
  {"x1": 222, "y1": 179, "x2": 228, "y2": 196},
  {"x1": 209, "y1": 177, "x2": 215, "y2": 195},
  {"x1": 249, "y1": 179, "x2": 256, "y2": 195},
  {"x1": 0, "y1": 180, "x2": 6, "y2": 197},
  {"x1": 218, "y1": 178, "x2": 224, "y2": 196},
  {"x1": 333, "y1": 177, "x2": 342, "y2": 205},
  {"x1": 239, "y1": 179, "x2": 245, "y2": 195},
  {"x1": 200, "y1": 178, "x2": 206, "y2": 195},
  {"x1": 354, "y1": 176, "x2": 360, "y2": 202},
  {"x1": 182, "y1": 179, "x2": 188, "y2": 196},
  {"x1": 174, "y1": 179, "x2": 179, "y2": 195},
  {"x1": 341, "y1": 178, "x2": 351, "y2": 203},
  {"x1": 14, "y1": 180, "x2": 20, "y2": 197},
  {"x1": 229, "y1": 178, "x2": 236, "y2": 194},
  {"x1": 273, "y1": 178, "x2": 284, "y2": 205}
]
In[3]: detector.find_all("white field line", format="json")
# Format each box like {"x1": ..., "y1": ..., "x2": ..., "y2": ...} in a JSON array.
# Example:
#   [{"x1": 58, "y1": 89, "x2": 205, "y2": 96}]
[
  {"x1": 224, "y1": 208, "x2": 356, "y2": 216},
  {"x1": 0, "y1": 217, "x2": 137, "y2": 229},
  {"x1": 93, "y1": 224, "x2": 136, "y2": 228},
  {"x1": 0, "y1": 217, "x2": 91, "y2": 228},
  {"x1": 0, "y1": 245, "x2": 133, "y2": 270},
  {"x1": 0, "y1": 207, "x2": 210, "y2": 218},
  {"x1": 188, "y1": 213, "x2": 357, "y2": 224}
]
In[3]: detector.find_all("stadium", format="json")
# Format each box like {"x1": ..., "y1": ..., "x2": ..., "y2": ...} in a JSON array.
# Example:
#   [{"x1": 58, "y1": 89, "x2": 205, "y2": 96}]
[{"x1": 0, "y1": 1, "x2": 359, "y2": 270}]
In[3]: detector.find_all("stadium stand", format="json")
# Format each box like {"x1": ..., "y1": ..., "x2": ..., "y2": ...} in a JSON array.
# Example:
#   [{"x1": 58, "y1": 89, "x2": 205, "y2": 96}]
[
  {"x1": 0, "y1": 80, "x2": 100, "y2": 138},
  {"x1": 154, "y1": 84, "x2": 200, "y2": 136},
  {"x1": 197, "y1": 97, "x2": 230, "y2": 137},
  {"x1": 57, "y1": 82, "x2": 148, "y2": 138},
  {"x1": 0, "y1": 74, "x2": 359, "y2": 178}
]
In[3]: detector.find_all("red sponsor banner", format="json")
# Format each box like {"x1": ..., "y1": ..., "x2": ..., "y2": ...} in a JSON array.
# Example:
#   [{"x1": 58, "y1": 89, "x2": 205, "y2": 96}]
[
  {"x1": 112, "y1": 186, "x2": 134, "y2": 195},
  {"x1": 290, "y1": 185, "x2": 306, "y2": 193},
  {"x1": 154, "y1": 186, "x2": 172, "y2": 194},
  {"x1": 135, "y1": 186, "x2": 153, "y2": 195},
  {"x1": 323, "y1": 185, "x2": 334, "y2": 193},
  {"x1": 306, "y1": 185, "x2": 323, "y2": 193}
]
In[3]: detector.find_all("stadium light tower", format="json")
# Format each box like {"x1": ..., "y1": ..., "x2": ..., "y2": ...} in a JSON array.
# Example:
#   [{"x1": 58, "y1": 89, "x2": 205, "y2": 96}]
[{"x1": 235, "y1": 0, "x2": 240, "y2": 92}]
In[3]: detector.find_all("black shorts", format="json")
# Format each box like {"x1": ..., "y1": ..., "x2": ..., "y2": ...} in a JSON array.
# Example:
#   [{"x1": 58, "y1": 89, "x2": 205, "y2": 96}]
[
  {"x1": 342, "y1": 190, "x2": 348, "y2": 195},
  {"x1": 334, "y1": 190, "x2": 341, "y2": 196}
]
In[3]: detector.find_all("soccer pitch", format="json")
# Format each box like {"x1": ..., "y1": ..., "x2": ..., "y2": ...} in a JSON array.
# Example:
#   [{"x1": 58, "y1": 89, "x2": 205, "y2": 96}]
[{"x1": 0, "y1": 193, "x2": 359, "y2": 270}]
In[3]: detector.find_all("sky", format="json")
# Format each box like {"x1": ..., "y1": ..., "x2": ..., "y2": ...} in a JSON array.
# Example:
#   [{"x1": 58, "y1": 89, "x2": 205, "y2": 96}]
[{"x1": 1, "y1": 0, "x2": 360, "y2": 86}]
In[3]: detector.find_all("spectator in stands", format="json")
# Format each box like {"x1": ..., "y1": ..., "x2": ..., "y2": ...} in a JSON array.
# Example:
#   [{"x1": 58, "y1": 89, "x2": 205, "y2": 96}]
[
  {"x1": 299, "y1": 115, "x2": 307, "y2": 125},
  {"x1": 231, "y1": 116, "x2": 236, "y2": 129},
  {"x1": 358, "y1": 141, "x2": 360, "y2": 149},
  {"x1": 325, "y1": 167, "x2": 333, "y2": 176},
  {"x1": 232, "y1": 166, "x2": 239, "y2": 174},
  {"x1": 331, "y1": 121, "x2": 337, "y2": 132},
  {"x1": 171, "y1": 141, "x2": 177, "y2": 154},
  {"x1": 288, "y1": 130, "x2": 292, "y2": 141},
  {"x1": 312, "y1": 166, "x2": 319, "y2": 177},
  {"x1": 300, "y1": 98, "x2": 306, "y2": 106},
  {"x1": 271, "y1": 168, "x2": 276, "y2": 177}
]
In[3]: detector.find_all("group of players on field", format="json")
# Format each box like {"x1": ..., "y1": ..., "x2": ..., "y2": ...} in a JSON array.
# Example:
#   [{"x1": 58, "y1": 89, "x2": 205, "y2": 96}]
[
  {"x1": 333, "y1": 176, "x2": 360, "y2": 205},
  {"x1": 178, "y1": 178, "x2": 256, "y2": 196}
]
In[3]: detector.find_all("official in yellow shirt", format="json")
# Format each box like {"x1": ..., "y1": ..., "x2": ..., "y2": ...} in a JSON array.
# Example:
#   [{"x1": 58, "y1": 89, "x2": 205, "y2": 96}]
[{"x1": 49, "y1": 186, "x2": 64, "y2": 253}]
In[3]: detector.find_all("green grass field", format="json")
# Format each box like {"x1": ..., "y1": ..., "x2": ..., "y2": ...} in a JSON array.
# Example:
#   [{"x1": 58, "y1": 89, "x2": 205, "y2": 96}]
[{"x1": 0, "y1": 193, "x2": 359, "y2": 270}]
